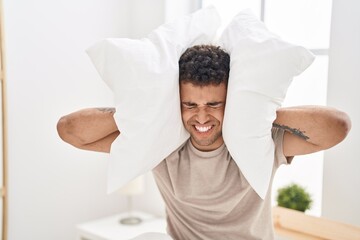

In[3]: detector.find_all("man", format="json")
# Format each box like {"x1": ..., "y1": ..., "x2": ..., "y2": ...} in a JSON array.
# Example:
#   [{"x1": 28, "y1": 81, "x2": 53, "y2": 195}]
[{"x1": 57, "y1": 45, "x2": 351, "y2": 239}]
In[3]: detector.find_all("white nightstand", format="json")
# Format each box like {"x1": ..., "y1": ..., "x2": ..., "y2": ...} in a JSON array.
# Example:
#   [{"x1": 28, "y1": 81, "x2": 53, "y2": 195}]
[{"x1": 76, "y1": 211, "x2": 167, "y2": 240}]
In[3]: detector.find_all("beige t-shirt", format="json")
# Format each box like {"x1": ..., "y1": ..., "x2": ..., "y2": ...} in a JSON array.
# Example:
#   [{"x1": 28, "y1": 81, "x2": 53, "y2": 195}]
[{"x1": 152, "y1": 128, "x2": 290, "y2": 240}]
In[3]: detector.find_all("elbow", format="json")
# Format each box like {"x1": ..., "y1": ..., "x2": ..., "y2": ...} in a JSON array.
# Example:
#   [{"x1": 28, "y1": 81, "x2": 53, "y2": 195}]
[
  {"x1": 338, "y1": 111, "x2": 352, "y2": 141},
  {"x1": 57, "y1": 116, "x2": 72, "y2": 143},
  {"x1": 56, "y1": 116, "x2": 85, "y2": 147},
  {"x1": 329, "y1": 111, "x2": 352, "y2": 148},
  {"x1": 57, "y1": 116, "x2": 68, "y2": 141}
]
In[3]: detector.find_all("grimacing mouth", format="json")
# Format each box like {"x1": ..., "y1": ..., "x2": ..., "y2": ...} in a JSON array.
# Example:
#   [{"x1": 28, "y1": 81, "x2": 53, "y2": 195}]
[{"x1": 194, "y1": 125, "x2": 214, "y2": 133}]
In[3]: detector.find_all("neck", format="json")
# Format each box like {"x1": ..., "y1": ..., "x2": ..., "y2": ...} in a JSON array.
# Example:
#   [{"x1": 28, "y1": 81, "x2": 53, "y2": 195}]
[{"x1": 190, "y1": 137, "x2": 224, "y2": 152}]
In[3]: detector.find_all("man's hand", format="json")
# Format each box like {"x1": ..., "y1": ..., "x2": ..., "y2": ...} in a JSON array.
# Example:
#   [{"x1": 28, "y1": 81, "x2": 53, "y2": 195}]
[
  {"x1": 273, "y1": 105, "x2": 351, "y2": 157},
  {"x1": 57, "y1": 108, "x2": 120, "y2": 153}
]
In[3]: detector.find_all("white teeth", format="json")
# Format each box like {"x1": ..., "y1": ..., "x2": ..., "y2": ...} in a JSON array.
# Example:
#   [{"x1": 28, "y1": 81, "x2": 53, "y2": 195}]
[{"x1": 195, "y1": 126, "x2": 212, "y2": 133}]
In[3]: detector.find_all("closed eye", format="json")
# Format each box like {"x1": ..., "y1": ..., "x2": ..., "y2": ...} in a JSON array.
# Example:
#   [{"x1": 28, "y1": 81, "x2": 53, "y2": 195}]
[
  {"x1": 182, "y1": 102, "x2": 197, "y2": 109},
  {"x1": 207, "y1": 102, "x2": 224, "y2": 108}
]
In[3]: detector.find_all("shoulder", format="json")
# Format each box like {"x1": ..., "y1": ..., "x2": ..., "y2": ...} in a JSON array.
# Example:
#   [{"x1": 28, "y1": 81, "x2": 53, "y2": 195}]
[
  {"x1": 152, "y1": 139, "x2": 189, "y2": 172},
  {"x1": 166, "y1": 139, "x2": 189, "y2": 160}
]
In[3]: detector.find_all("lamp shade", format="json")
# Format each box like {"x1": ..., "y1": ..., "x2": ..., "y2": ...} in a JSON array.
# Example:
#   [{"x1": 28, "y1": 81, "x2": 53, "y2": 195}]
[{"x1": 118, "y1": 176, "x2": 144, "y2": 196}]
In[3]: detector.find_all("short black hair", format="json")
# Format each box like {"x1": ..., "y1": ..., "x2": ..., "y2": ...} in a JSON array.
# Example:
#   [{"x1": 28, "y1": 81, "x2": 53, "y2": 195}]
[{"x1": 179, "y1": 45, "x2": 230, "y2": 86}]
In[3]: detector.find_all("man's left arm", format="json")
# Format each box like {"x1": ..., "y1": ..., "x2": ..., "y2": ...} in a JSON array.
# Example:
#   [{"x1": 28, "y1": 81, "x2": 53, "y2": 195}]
[{"x1": 273, "y1": 105, "x2": 351, "y2": 157}]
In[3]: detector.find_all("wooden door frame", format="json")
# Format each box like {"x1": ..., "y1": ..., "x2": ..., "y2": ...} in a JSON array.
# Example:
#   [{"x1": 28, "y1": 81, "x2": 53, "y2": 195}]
[{"x1": 0, "y1": 0, "x2": 8, "y2": 239}]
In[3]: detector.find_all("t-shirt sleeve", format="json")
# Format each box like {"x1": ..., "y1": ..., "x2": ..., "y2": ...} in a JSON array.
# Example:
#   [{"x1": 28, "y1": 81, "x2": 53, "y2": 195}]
[{"x1": 272, "y1": 127, "x2": 294, "y2": 168}]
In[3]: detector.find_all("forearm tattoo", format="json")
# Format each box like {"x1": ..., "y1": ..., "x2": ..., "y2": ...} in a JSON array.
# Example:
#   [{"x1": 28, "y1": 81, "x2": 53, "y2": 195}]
[
  {"x1": 97, "y1": 108, "x2": 115, "y2": 113},
  {"x1": 272, "y1": 123, "x2": 309, "y2": 140}
]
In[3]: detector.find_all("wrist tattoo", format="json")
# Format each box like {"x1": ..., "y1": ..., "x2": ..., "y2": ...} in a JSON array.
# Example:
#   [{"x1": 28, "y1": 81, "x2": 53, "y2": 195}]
[
  {"x1": 272, "y1": 123, "x2": 309, "y2": 140},
  {"x1": 97, "y1": 108, "x2": 115, "y2": 113}
]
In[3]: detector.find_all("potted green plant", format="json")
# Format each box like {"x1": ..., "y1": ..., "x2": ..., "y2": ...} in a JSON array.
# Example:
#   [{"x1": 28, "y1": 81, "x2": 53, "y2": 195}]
[{"x1": 276, "y1": 183, "x2": 312, "y2": 212}]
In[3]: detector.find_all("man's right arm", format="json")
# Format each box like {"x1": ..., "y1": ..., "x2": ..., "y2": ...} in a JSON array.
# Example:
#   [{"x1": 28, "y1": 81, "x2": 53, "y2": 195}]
[{"x1": 57, "y1": 108, "x2": 120, "y2": 153}]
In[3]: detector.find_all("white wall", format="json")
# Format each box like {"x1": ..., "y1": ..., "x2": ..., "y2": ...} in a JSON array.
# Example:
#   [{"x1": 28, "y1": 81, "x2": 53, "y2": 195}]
[
  {"x1": 164, "y1": 0, "x2": 201, "y2": 22},
  {"x1": 127, "y1": 0, "x2": 165, "y2": 38},
  {"x1": 3, "y1": 1, "x2": 133, "y2": 240},
  {"x1": 323, "y1": 0, "x2": 360, "y2": 226}
]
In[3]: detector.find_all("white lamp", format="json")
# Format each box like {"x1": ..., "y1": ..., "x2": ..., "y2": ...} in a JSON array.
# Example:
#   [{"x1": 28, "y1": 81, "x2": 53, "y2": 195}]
[{"x1": 118, "y1": 175, "x2": 144, "y2": 225}]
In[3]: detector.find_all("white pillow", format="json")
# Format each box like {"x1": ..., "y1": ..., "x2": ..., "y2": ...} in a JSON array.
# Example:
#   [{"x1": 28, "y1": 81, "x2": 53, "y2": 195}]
[
  {"x1": 219, "y1": 10, "x2": 315, "y2": 199},
  {"x1": 86, "y1": 6, "x2": 221, "y2": 193}
]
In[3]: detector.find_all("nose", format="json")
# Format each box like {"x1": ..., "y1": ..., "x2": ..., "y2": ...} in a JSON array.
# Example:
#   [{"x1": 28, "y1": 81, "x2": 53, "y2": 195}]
[{"x1": 195, "y1": 107, "x2": 210, "y2": 124}]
